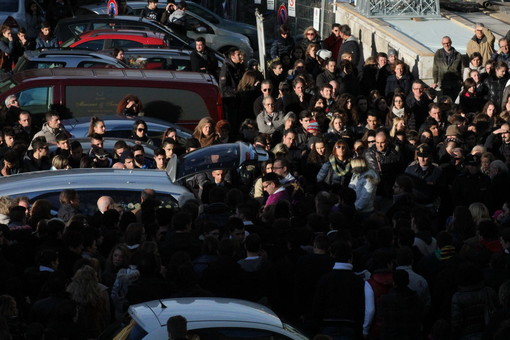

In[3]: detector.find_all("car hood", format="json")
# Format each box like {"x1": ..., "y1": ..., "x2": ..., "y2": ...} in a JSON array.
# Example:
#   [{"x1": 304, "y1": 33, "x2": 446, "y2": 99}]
[{"x1": 166, "y1": 142, "x2": 268, "y2": 182}]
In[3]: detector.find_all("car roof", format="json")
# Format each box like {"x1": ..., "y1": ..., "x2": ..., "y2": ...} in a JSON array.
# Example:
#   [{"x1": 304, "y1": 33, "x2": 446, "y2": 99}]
[
  {"x1": 9, "y1": 68, "x2": 216, "y2": 84},
  {"x1": 0, "y1": 168, "x2": 187, "y2": 198},
  {"x1": 128, "y1": 297, "x2": 284, "y2": 332}
]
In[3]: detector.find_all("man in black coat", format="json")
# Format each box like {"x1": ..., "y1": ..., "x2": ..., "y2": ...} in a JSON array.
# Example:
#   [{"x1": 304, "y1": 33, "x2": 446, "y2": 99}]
[
  {"x1": 312, "y1": 241, "x2": 374, "y2": 340},
  {"x1": 190, "y1": 37, "x2": 218, "y2": 78},
  {"x1": 219, "y1": 47, "x2": 245, "y2": 130}
]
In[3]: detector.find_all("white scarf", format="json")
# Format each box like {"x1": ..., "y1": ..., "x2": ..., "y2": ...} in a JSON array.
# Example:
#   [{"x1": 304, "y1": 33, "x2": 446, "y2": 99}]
[{"x1": 392, "y1": 107, "x2": 405, "y2": 118}]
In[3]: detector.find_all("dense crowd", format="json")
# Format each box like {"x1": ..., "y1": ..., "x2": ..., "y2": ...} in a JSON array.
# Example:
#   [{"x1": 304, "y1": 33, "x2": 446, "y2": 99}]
[{"x1": 1, "y1": 1, "x2": 510, "y2": 340}]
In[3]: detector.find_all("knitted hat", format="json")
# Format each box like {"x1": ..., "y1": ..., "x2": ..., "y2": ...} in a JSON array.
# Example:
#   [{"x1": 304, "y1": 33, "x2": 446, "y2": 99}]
[
  {"x1": 306, "y1": 120, "x2": 320, "y2": 133},
  {"x1": 317, "y1": 49, "x2": 333, "y2": 60}
]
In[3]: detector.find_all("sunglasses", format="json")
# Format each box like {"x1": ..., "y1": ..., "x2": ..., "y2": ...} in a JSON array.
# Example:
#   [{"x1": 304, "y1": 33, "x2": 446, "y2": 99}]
[
  {"x1": 368, "y1": 140, "x2": 376, "y2": 144},
  {"x1": 137, "y1": 128, "x2": 145, "y2": 132},
  {"x1": 262, "y1": 88, "x2": 272, "y2": 92},
  {"x1": 335, "y1": 145, "x2": 347, "y2": 149},
  {"x1": 306, "y1": 32, "x2": 315, "y2": 36},
  {"x1": 96, "y1": 155, "x2": 108, "y2": 160}
]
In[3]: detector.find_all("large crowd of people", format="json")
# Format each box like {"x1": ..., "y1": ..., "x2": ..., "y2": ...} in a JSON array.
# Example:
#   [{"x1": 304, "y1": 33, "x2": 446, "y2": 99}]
[{"x1": 1, "y1": 1, "x2": 510, "y2": 340}]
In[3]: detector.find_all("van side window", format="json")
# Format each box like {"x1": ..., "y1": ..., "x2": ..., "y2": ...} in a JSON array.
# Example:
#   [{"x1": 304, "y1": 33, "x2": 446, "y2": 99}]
[
  {"x1": 66, "y1": 86, "x2": 209, "y2": 122},
  {"x1": 16, "y1": 87, "x2": 53, "y2": 116}
]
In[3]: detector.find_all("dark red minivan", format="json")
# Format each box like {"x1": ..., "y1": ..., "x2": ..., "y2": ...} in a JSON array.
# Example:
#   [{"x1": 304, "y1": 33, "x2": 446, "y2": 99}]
[{"x1": 0, "y1": 68, "x2": 223, "y2": 129}]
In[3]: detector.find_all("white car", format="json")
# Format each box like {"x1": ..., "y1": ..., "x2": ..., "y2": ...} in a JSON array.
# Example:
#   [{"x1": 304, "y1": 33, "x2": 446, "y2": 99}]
[
  {"x1": 128, "y1": 297, "x2": 309, "y2": 340},
  {"x1": 79, "y1": 1, "x2": 254, "y2": 56}
]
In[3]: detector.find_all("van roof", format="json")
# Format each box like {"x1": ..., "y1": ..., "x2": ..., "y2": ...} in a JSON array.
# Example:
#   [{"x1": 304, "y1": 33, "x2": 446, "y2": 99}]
[{"x1": 10, "y1": 68, "x2": 217, "y2": 85}]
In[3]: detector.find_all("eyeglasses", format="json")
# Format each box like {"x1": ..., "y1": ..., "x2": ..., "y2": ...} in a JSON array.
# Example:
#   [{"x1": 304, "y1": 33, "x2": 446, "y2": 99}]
[
  {"x1": 262, "y1": 183, "x2": 271, "y2": 189},
  {"x1": 264, "y1": 103, "x2": 275, "y2": 106},
  {"x1": 137, "y1": 128, "x2": 145, "y2": 132},
  {"x1": 335, "y1": 145, "x2": 347, "y2": 149},
  {"x1": 442, "y1": 42, "x2": 451, "y2": 45},
  {"x1": 306, "y1": 32, "x2": 315, "y2": 36},
  {"x1": 272, "y1": 166, "x2": 283, "y2": 169},
  {"x1": 262, "y1": 88, "x2": 272, "y2": 92}
]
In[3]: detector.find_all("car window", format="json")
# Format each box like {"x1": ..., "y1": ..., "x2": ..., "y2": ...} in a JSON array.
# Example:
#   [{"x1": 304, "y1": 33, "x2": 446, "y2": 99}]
[
  {"x1": 16, "y1": 86, "x2": 53, "y2": 116},
  {"x1": 69, "y1": 23, "x2": 89, "y2": 37},
  {"x1": 32, "y1": 190, "x2": 177, "y2": 215},
  {"x1": 186, "y1": 14, "x2": 213, "y2": 34},
  {"x1": 91, "y1": 23, "x2": 112, "y2": 30},
  {"x1": 0, "y1": 78, "x2": 16, "y2": 93},
  {"x1": 193, "y1": 328, "x2": 293, "y2": 340},
  {"x1": 66, "y1": 85, "x2": 209, "y2": 122},
  {"x1": 77, "y1": 61, "x2": 118, "y2": 68},
  {"x1": 111, "y1": 39, "x2": 144, "y2": 48},
  {"x1": 75, "y1": 40, "x2": 104, "y2": 51},
  {"x1": 24, "y1": 61, "x2": 66, "y2": 70}
]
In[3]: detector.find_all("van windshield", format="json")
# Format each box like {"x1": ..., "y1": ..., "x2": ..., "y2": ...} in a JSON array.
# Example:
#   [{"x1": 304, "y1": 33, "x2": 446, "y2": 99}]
[{"x1": 0, "y1": 1, "x2": 19, "y2": 11}]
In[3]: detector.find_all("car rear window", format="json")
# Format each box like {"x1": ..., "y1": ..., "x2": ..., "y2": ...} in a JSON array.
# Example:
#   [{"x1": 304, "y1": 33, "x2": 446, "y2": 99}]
[{"x1": 65, "y1": 85, "x2": 210, "y2": 122}]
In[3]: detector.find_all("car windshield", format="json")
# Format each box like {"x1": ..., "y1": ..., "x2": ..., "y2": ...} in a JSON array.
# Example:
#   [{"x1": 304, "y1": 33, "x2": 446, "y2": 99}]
[
  {"x1": 176, "y1": 144, "x2": 240, "y2": 180},
  {"x1": 188, "y1": 3, "x2": 220, "y2": 24}
]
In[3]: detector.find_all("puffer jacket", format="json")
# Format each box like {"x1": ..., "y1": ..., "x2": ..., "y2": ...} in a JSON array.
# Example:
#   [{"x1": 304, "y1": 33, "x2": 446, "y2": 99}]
[
  {"x1": 270, "y1": 35, "x2": 295, "y2": 59},
  {"x1": 364, "y1": 144, "x2": 402, "y2": 197},
  {"x1": 482, "y1": 73, "x2": 509, "y2": 109}
]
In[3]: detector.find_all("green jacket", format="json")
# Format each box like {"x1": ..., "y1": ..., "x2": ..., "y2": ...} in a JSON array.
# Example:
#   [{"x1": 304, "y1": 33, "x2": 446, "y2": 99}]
[{"x1": 432, "y1": 47, "x2": 462, "y2": 89}]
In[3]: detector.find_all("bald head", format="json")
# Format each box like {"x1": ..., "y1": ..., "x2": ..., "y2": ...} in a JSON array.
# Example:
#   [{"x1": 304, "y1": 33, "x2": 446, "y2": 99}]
[{"x1": 97, "y1": 196, "x2": 114, "y2": 213}]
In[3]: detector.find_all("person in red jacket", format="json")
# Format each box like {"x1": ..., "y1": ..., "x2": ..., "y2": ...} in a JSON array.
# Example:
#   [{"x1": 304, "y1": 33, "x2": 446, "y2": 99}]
[{"x1": 323, "y1": 23, "x2": 343, "y2": 62}]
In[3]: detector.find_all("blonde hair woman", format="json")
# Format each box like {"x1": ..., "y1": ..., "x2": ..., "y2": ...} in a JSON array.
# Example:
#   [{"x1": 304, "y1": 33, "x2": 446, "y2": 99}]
[
  {"x1": 389, "y1": 117, "x2": 406, "y2": 138},
  {"x1": 468, "y1": 202, "x2": 490, "y2": 225},
  {"x1": 349, "y1": 157, "x2": 380, "y2": 215},
  {"x1": 192, "y1": 117, "x2": 219, "y2": 147},
  {"x1": 66, "y1": 265, "x2": 110, "y2": 337}
]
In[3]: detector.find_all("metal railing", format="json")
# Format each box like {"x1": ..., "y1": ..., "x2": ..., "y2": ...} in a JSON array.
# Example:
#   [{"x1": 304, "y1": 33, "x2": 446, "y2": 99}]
[{"x1": 356, "y1": 0, "x2": 441, "y2": 18}]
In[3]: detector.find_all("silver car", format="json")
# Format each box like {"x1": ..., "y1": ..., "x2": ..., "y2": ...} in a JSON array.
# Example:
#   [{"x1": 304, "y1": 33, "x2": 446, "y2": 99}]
[
  {"x1": 0, "y1": 168, "x2": 189, "y2": 214},
  {"x1": 128, "y1": 297, "x2": 309, "y2": 340},
  {"x1": 13, "y1": 49, "x2": 128, "y2": 73},
  {"x1": 63, "y1": 116, "x2": 192, "y2": 147},
  {"x1": 0, "y1": 142, "x2": 268, "y2": 213},
  {"x1": 79, "y1": 1, "x2": 254, "y2": 56}
]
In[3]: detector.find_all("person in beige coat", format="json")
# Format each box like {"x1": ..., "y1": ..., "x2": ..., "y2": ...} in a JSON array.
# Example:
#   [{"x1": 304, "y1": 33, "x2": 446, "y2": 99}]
[{"x1": 467, "y1": 23, "x2": 495, "y2": 64}]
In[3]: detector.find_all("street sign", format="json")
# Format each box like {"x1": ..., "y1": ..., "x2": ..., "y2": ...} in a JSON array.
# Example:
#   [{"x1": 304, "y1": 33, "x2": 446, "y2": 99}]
[
  {"x1": 313, "y1": 7, "x2": 320, "y2": 31},
  {"x1": 288, "y1": 0, "x2": 296, "y2": 17},
  {"x1": 107, "y1": 0, "x2": 118, "y2": 17},
  {"x1": 277, "y1": 4, "x2": 288, "y2": 25}
]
